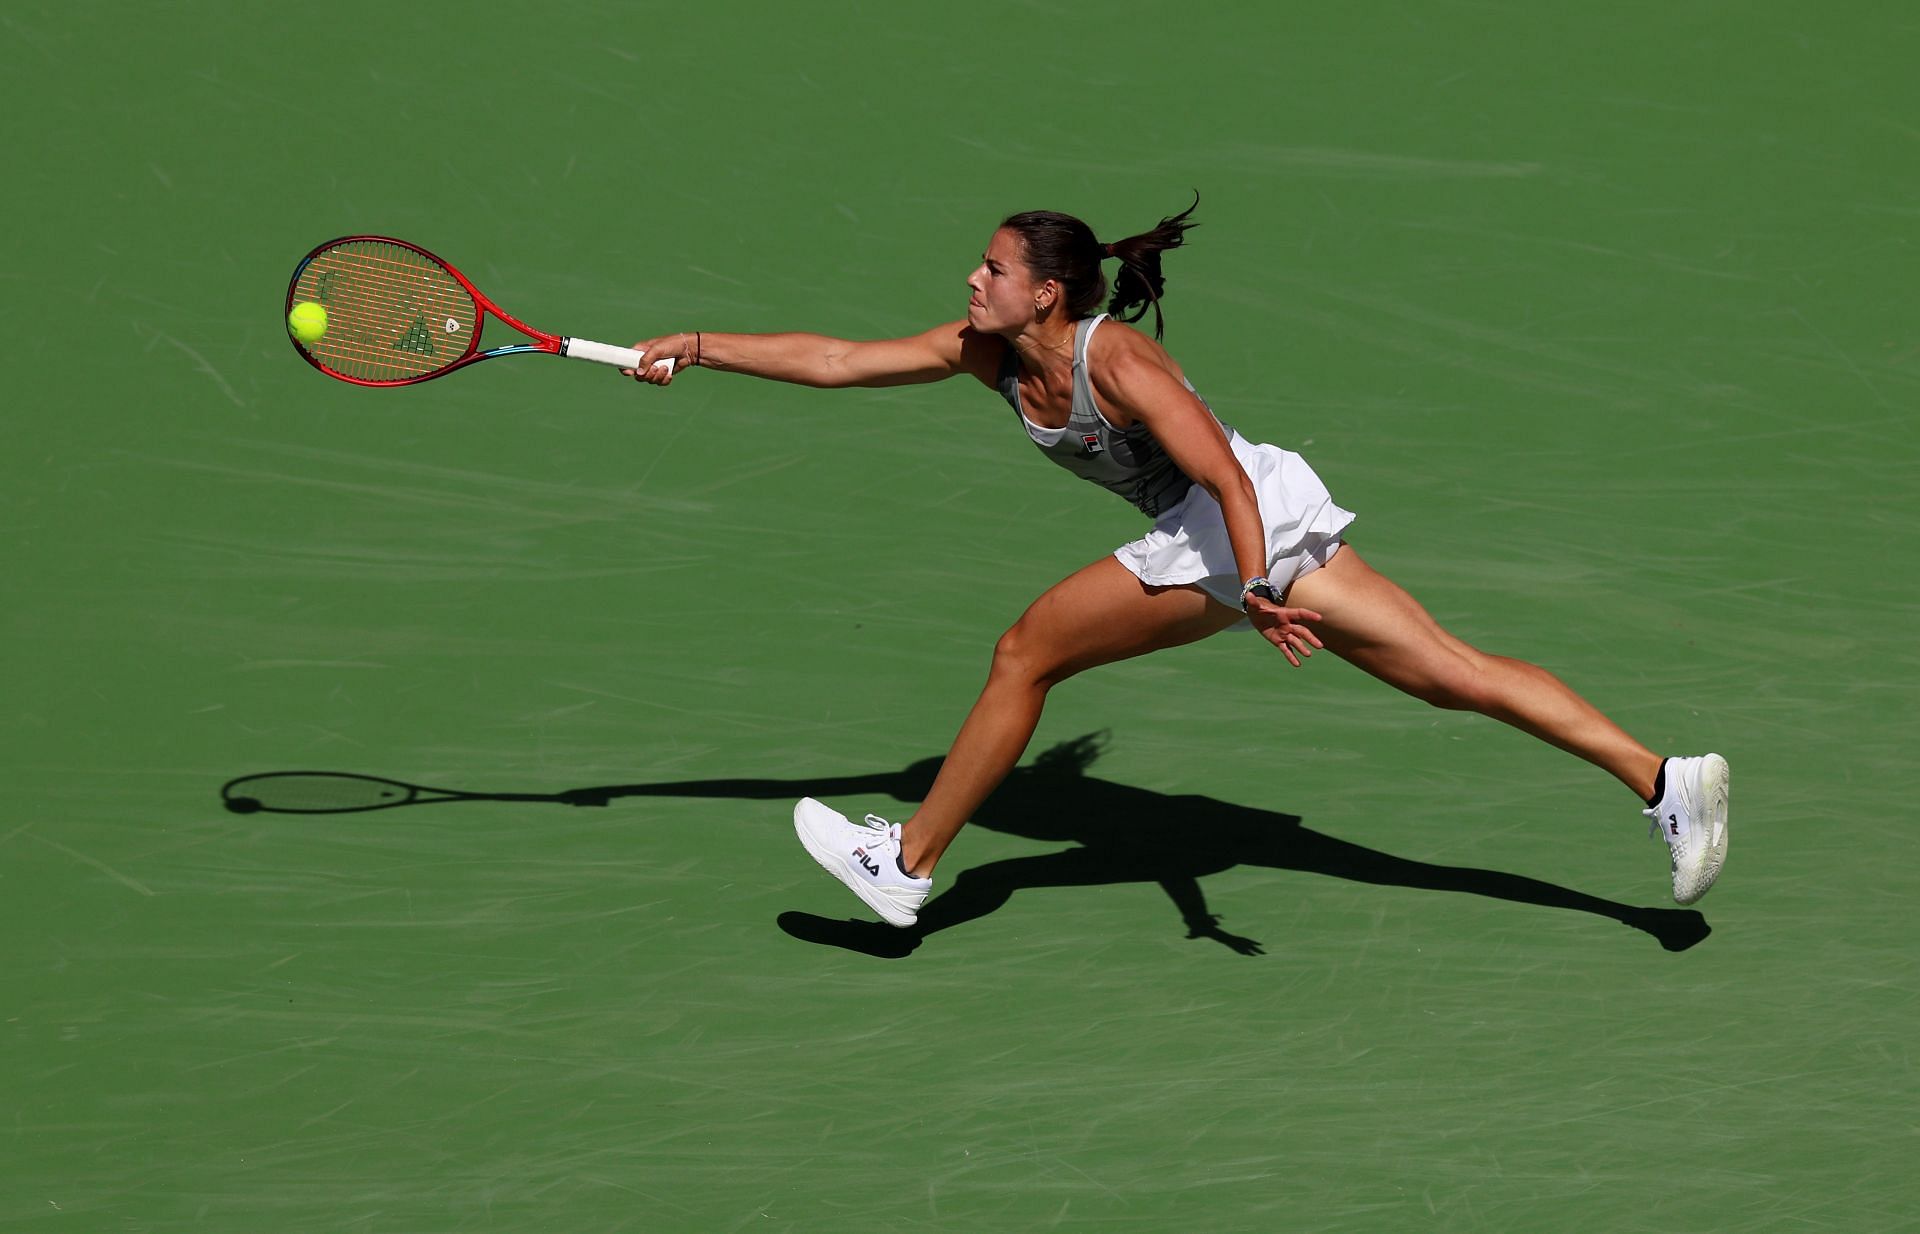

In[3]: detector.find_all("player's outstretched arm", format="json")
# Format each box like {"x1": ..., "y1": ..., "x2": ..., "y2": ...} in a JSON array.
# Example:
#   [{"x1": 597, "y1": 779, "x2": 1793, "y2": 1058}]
[{"x1": 624, "y1": 321, "x2": 995, "y2": 390}]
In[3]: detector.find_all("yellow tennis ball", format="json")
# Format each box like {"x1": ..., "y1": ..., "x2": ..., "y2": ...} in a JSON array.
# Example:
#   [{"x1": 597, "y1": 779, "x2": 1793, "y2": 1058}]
[{"x1": 287, "y1": 301, "x2": 328, "y2": 344}]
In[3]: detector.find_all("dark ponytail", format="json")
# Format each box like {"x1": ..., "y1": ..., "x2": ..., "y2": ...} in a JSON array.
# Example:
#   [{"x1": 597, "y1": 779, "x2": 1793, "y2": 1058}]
[
  {"x1": 998, "y1": 192, "x2": 1200, "y2": 339},
  {"x1": 1105, "y1": 192, "x2": 1199, "y2": 340}
]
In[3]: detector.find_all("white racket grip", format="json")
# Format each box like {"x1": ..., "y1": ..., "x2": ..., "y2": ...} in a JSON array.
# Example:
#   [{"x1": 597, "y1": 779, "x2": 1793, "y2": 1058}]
[{"x1": 562, "y1": 336, "x2": 675, "y2": 374}]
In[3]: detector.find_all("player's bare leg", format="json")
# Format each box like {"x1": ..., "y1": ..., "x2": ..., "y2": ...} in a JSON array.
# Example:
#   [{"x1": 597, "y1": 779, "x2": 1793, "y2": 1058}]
[
  {"x1": 898, "y1": 557, "x2": 1242, "y2": 877},
  {"x1": 1286, "y1": 544, "x2": 1662, "y2": 796},
  {"x1": 1288, "y1": 545, "x2": 1727, "y2": 902}
]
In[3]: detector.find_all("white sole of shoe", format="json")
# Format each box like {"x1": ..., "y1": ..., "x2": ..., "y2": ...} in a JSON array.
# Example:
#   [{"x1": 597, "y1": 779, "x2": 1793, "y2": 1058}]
[
  {"x1": 793, "y1": 799, "x2": 921, "y2": 927},
  {"x1": 1676, "y1": 754, "x2": 1730, "y2": 906}
]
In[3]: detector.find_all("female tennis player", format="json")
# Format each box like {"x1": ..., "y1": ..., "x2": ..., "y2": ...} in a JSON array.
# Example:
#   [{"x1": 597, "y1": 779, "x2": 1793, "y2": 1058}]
[{"x1": 623, "y1": 200, "x2": 1729, "y2": 927}]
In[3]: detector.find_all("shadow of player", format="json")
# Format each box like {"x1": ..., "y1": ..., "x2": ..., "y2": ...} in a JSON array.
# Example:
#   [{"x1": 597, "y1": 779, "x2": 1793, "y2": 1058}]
[{"x1": 585, "y1": 732, "x2": 1709, "y2": 958}]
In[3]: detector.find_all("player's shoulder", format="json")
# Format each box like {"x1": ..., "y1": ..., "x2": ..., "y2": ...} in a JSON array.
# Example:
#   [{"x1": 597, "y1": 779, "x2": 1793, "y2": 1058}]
[
  {"x1": 1085, "y1": 317, "x2": 1175, "y2": 381},
  {"x1": 1089, "y1": 313, "x2": 1146, "y2": 342}
]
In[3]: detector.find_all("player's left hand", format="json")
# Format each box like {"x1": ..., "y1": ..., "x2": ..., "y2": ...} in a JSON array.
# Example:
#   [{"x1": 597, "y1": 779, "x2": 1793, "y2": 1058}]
[{"x1": 1248, "y1": 600, "x2": 1324, "y2": 667}]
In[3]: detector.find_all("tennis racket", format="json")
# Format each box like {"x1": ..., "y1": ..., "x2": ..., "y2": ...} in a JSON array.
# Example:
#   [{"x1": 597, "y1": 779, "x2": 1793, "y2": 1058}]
[
  {"x1": 221, "y1": 771, "x2": 609, "y2": 815},
  {"x1": 285, "y1": 235, "x2": 671, "y2": 387}
]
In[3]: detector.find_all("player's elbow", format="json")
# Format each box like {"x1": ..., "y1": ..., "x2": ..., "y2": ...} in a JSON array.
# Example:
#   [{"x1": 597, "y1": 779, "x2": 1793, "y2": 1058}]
[
  {"x1": 1199, "y1": 467, "x2": 1257, "y2": 511},
  {"x1": 820, "y1": 341, "x2": 910, "y2": 389},
  {"x1": 809, "y1": 344, "x2": 862, "y2": 388}
]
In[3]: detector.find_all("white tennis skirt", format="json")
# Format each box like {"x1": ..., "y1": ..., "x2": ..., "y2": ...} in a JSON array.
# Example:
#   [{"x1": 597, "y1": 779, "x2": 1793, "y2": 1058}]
[{"x1": 1112, "y1": 434, "x2": 1355, "y2": 622}]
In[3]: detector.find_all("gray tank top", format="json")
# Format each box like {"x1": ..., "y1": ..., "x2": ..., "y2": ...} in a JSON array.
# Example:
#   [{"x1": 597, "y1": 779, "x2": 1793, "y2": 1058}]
[{"x1": 995, "y1": 314, "x2": 1217, "y2": 518}]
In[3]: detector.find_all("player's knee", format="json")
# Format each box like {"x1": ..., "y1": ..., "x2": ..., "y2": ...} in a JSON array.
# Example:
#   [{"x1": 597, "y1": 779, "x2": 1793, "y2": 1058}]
[
  {"x1": 990, "y1": 620, "x2": 1072, "y2": 688},
  {"x1": 1413, "y1": 656, "x2": 1497, "y2": 713},
  {"x1": 989, "y1": 623, "x2": 1041, "y2": 680}
]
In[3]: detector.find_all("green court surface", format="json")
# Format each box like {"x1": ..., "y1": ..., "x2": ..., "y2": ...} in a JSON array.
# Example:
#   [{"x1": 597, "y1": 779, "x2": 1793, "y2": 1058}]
[{"x1": 5, "y1": 3, "x2": 1916, "y2": 1230}]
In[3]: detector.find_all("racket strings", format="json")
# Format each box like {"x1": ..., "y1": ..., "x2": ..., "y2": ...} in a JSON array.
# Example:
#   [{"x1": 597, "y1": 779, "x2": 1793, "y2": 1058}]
[
  {"x1": 224, "y1": 773, "x2": 416, "y2": 813},
  {"x1": 292, "y1": 240, "x2": 478, "y2": 381}
]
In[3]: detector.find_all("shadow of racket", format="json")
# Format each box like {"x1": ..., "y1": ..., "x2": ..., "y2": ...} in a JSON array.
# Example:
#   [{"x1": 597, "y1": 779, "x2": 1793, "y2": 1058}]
[{"x1": 220, "y1": 771, "x2": 611, "y2": 815}]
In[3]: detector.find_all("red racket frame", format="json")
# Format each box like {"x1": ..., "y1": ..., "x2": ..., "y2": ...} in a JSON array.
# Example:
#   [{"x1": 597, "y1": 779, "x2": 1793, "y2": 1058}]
[{"x1": 286, "y1": 235, "x2": 567, "y2": 388}]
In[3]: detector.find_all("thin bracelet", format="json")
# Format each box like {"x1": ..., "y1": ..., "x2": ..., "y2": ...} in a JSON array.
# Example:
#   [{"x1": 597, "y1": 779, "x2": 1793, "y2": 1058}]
[
  {"x1": 1240, "y1": 576, "x2": 1277, "y2": 612},
  {"x1": 693, "y1": 331, "x2": 702, "y2": 368}
]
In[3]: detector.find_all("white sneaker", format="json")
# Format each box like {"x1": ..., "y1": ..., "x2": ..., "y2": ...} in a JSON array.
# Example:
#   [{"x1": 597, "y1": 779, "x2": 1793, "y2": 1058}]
[
  {"x1": 1643, "y1": 754, "x2": 1730, "y2": 905},
  {"x1": 793, "y1": 798, "x2": 932, "y2": 927}
]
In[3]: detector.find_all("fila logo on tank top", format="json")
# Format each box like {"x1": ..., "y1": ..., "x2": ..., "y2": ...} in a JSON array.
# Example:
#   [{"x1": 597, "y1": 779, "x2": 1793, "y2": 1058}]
[{"x1": 995, "y1": 314, "x2": 1219, "y2": 518}]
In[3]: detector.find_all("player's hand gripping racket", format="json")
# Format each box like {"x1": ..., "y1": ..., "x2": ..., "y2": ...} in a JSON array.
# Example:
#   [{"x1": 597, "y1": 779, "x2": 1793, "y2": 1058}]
[{"x1": 285, "y1": 235, "x2": 670, "y2": 387}]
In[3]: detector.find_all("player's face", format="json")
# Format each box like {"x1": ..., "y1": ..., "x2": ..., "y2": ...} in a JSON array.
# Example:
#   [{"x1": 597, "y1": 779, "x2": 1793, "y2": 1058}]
[{"x1": 966, "y1": 229, "x2": 1044, "y2": 334}]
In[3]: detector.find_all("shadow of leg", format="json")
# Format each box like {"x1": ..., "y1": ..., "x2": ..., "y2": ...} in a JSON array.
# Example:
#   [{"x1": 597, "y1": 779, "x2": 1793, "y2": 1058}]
[
  {"x1": 1264, "y1": 828, "x2": 1712, "y2": 952},
  {"x1": 775, "y1": 912, "x2": 922, "y2": 959},
  {"x1": 779, "y1": 846, "x2": 1187, "y2": 956}
]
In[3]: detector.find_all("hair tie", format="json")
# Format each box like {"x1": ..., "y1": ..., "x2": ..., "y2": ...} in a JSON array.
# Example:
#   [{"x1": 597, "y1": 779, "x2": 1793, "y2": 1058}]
[{"x1": 1102, "y1": 242, "x2": 1117, "y2": 258}]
